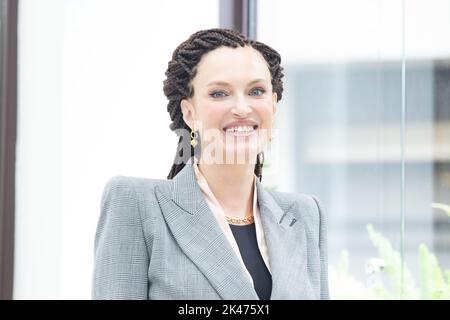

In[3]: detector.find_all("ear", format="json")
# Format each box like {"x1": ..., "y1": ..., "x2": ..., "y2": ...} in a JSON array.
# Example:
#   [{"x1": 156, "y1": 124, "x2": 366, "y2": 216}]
[
  {"x1": 180, "y1": 98, "x2": 195, "y2": 130},
  {"x1": 272, "y1": 92, "x2": 278, "y2": 118}
]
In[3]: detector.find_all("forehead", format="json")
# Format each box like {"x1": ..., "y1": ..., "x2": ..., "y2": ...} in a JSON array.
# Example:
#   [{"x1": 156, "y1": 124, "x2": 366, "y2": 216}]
[{"x1": 193, "y1": 45, "x2": 271, "y2": 84}]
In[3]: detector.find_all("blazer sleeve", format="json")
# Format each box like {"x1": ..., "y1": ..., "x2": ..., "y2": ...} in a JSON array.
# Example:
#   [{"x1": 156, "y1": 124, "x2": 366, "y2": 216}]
[
  {"x1": 92, "y1": 176, "x2": 149, "y2": 300},
  {"x1": 312, "y1": 196, "x2": 330, "y2": 300}
]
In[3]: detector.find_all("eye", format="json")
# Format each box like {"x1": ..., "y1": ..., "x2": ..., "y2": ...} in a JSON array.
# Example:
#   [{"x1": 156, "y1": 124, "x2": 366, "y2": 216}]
[
  {"x1": 210, "y1": 88, "x2": 265, "y2": 98},
  {"x1": 250, "y1": 87, "x2": 266, "y2": 96},
  {"x1": 210, "y1": 90, "x2": 228, "y2": 98}
]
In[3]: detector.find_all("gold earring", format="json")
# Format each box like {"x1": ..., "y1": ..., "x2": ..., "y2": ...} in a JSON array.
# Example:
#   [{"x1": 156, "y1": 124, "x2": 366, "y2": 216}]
[{"x1": 190, "y1": 125, "x2": 198, "y2": 148}]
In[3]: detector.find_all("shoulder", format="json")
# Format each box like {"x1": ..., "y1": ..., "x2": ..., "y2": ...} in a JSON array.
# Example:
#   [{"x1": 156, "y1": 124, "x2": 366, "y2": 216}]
[
  {"x1": 101, "y1": 175, "x2": 172, "y2": 205},
  {"x1": 98, "y1": 175, "x2": 173, "y2": 238}
]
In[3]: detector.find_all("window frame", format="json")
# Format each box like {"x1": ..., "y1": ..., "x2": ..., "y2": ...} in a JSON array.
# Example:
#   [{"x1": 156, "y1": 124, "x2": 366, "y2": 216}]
[{"x1": 0, "y1": 0, "x2": 18, "y2": 300}]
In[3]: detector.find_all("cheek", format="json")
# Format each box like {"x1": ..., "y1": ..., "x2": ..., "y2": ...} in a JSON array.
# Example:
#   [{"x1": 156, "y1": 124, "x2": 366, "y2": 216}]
[
  {"x1": 253, "y1": 99, "x2": 274, "y2": 127},
  {"x1": 200, "y1": 103, "x2": 229, "y2": 127}
]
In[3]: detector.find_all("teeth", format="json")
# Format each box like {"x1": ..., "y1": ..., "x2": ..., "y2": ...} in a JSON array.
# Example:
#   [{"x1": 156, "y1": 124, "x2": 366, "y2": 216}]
[{"x1": 225, "y1": 126, "x2": 255, "y2": 133}]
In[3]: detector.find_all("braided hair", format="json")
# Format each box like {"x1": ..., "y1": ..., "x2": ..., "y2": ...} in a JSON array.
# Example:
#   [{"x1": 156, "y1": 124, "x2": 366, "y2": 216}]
[{"x1": 163, "y1": 28, "x2": 284, "y2": 180}]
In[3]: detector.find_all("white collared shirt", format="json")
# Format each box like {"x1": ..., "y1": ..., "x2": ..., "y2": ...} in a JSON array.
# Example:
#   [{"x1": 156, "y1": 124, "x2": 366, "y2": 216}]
[{"x1": 191, "y1": 157, "x2": 272, "y2": 285}]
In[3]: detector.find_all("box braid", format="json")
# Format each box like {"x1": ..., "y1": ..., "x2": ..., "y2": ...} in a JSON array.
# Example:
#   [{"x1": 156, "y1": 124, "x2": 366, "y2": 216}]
[{"x1": 163, "y1": 28, "x2": 284, "y2": 180}]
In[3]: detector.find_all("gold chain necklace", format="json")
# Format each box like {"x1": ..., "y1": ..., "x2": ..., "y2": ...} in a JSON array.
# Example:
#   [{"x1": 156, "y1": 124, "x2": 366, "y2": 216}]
[{"x1": 225, "y1": 213, "x2": 254, "y2": 224}]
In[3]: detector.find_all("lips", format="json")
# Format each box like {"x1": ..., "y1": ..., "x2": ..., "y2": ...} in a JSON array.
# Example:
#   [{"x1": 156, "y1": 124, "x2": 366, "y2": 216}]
[{"x1": 222, "y1": 120, "x2": 259, "y2": 131}]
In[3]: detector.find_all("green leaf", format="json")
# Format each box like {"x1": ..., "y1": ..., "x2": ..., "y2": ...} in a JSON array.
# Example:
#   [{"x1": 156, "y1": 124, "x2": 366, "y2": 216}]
[
  {"x1": 419, "y1": 244, "x2": 450, "y2": 299},
  {"x1": 431, "y1": 203, "x2": 450, "y2": 217},
  {"x1": 366, "y1": 224, "x2": 419, "y2": 299}
]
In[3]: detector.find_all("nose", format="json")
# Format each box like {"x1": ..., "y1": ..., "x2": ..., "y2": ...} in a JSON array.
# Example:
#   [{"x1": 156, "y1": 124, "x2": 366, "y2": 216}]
[{"x1": 231, "y1": 94, "x2": 252, "y2": 116}]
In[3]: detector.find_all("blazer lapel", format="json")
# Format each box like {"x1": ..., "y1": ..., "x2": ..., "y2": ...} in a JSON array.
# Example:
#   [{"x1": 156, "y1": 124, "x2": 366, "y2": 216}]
[
  {"x1": 256, "y1": 178, "x2": 315, "y2": 299},
  {"x1": 154, "y1": 159, "x2": 259, "y2": 300}
]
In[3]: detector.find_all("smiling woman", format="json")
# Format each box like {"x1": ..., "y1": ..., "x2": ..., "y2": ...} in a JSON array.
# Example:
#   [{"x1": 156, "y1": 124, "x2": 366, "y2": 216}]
[
  {"x1": 165, "y1": 29, "x2": 284, "y2": 180},
  {"x1": 92, "y1": 28, "x2": 329, "y2": 300}
]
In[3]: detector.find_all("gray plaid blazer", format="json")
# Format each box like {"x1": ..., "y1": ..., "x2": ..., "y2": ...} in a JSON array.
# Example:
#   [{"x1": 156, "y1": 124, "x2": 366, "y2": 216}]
[{"x1": 92, "y1": 158, "x2": 329, "y2": 300}]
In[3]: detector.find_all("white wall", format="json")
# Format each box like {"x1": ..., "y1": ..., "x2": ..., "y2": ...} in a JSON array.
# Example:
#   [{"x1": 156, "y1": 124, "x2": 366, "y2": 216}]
[{"x1": 15, "y1": 0, "x2": 218, "y2": 299}]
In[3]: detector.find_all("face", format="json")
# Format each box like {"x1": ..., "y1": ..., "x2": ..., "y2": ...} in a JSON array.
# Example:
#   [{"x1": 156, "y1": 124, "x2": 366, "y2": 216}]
[{"x1": 181, "y1": 45, "x2": 277, "y2": 165}]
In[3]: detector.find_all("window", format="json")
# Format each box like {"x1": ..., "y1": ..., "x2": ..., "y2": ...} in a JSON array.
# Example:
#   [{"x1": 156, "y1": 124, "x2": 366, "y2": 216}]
[{"x1": 258, "y1": 0, "x2": 450, "y2": 299}]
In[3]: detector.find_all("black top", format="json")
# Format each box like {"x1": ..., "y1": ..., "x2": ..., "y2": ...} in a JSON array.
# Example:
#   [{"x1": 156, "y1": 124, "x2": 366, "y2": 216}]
[{"x1": 229, "y1": 222, "x2": 272, "y2": 300}]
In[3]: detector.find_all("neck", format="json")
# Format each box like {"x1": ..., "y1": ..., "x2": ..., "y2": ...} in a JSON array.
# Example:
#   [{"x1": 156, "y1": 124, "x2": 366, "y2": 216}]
[{"x1": 196, "y1": 156, "x2": 256, "y2": 219}]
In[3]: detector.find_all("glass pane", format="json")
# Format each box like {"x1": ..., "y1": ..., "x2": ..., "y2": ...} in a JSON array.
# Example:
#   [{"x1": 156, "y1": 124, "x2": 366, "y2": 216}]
[
  {"x1": 258, "y1": 0, "x2": 406, "y2": 299},
  {"x1": 404, "y1": 0, "x2": 450, "y2": 300}
]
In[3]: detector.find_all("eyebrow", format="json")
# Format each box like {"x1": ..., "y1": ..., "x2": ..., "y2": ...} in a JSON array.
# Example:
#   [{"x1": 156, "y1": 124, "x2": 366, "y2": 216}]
[{"x1": 206, "y1": 78, "x2": 267, "y2": 87}]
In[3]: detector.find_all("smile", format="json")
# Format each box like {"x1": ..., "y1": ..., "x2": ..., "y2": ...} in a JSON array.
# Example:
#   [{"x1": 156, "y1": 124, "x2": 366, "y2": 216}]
[{"x1": 223, "y1": 125, "x2": 258, "y2": 137}]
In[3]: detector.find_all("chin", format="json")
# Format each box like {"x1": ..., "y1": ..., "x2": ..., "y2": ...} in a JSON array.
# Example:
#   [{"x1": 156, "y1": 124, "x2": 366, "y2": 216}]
[{"x1": 221, "y1": 148, "x2": 259, "y2": 164}]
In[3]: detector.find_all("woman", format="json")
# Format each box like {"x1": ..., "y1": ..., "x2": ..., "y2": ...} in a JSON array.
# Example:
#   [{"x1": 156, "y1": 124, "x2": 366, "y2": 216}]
[{"x1": 92, "y1": 28, "x2": 329, "y2": 300}]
